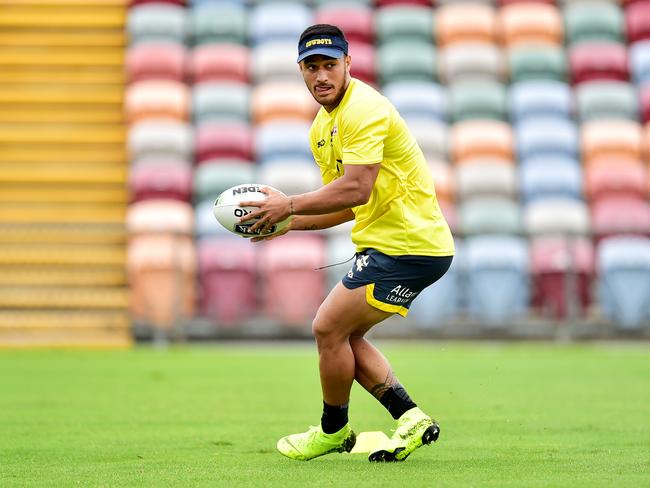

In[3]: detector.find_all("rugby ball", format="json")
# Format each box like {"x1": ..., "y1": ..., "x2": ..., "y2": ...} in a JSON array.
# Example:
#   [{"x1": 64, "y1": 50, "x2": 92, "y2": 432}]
[{"x1": 213, "y1": 184, "x2": 291, "y2": 237}]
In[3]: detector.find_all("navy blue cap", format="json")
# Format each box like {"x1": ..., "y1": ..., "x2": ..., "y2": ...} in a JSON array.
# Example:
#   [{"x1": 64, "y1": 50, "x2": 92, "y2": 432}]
[{"x1": 297, "y1": 34, "x2": 348, "y2": 63}]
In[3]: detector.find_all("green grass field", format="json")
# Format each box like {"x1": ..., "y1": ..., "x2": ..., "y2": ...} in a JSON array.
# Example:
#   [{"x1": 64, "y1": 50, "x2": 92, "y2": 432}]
[{"x1": 1, "y1": 342, "x2": 648, "y2": 487}]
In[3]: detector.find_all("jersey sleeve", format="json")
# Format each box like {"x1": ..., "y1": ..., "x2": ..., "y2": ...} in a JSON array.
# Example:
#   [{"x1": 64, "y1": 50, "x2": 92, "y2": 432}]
[{"x1": 340, "y1": 101, "x2": 390, "y2": 165}]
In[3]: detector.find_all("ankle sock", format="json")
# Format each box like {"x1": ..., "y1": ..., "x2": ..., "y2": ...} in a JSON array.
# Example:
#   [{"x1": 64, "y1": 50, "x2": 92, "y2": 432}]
[
  {"x1": 321, "y1": 401, "x2": 349, "y2": 434},
  {"x1": 379, "y1": 384, "x2": 417, "y2": 420}
]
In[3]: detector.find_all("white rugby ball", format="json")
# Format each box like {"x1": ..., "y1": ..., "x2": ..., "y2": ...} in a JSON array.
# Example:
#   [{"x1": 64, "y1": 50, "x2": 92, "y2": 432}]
[{"x1": 213, "y1": 184, "x2": 291, "y2": 238}]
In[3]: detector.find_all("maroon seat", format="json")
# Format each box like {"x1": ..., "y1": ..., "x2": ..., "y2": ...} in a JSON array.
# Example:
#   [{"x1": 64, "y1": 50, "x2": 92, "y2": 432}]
[
  {"x1": 198, "y1": 236, "x2": 257, "y2": 327},
  {"x1": 195, "y1": 122, "x2": 253, "y2": 163},
  {"x1": 126, "y1": 42, "x2": 187, "y2": 83},
  {"x1": 129, "y1": 163, "x2": 192, "y2": 203},
  {"x1": 190, "y1": 43, "x2": 249, "y2": 83},
  {"x1": 315, "y1": 5, "x2": 374, "y2": 43},
  {"x1": 348, "y1": 41, "x2": 376, "y2": 85},
  {"x1": 586, "y1": 162, "x2": 648, "y2": 202},
  {"x1": 639, "y1": 85, "x2": 650, "y2": 123},
  {"x1": 626, "y1": 0, "x2": 650, "y2": 43},
  {"x1": 531, "y1": 236, "x2": 594, "y2": 319},
  {"x1": 591, "y1": 196, "x2": 650, "y2": 239},
  {"x1": 569, "y1": 42, "x2": 629, "y2": 84}
]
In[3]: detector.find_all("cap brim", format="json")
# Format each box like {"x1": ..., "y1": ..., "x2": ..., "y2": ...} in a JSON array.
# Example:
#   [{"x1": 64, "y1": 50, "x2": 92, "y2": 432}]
[{"x1": 297, "y1": 47, "x2": 346, "y2": 63}]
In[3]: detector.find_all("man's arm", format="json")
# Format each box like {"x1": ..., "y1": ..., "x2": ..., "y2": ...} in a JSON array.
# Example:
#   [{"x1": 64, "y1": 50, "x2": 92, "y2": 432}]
[{"x1": 291, "y1": 208, "x2": 355, "y2": 231}]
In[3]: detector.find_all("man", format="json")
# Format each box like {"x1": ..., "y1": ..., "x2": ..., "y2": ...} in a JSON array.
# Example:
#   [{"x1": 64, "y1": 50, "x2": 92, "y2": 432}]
[{"x1": 239, "y1": 24, "x2": 455, "y2": 462}]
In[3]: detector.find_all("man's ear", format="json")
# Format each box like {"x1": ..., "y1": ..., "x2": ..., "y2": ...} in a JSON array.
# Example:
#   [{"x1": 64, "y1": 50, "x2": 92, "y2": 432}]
[{"x1": 345, "y1": 55, "x2": 352, "y2": 71}]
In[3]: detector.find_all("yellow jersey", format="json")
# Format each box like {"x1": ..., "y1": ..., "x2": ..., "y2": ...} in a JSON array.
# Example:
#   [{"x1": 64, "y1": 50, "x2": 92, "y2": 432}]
[{"x1": 309, "y1": 78, "x2": 455, "y2": 257}]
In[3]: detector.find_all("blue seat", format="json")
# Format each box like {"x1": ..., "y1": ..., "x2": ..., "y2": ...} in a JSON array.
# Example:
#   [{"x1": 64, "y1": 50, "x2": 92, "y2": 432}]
[
  {"x1": 598, "y1": 236, "x2": 650, "y2": 330},
  {"x1": 508, "y1": 80, "x2": 572, "y2": 122},
  {"x1": 465, "y1": 235, "x2": 530, "y2": 327},
  {"x1": 629, "y1": 40, "x2": 650, "y2": 85},
  {"x1": 515, "y1": 117, "x2": 578, "y2": 160},
  {"x1": 383, "y1": 81, "x2": 447, "y2": 122},
  {"x1": 195, "y1": 198, "x2": 231, "y2": 238},
  {"x1": 520, "y1": 156, "x2": 583, "y2": 203},
  {"x1": 255, "y1": 121, "x2": 312, "y2": 163},
  {"x1": 248, "y1": 3, "x2": 313, "y2": 46}
]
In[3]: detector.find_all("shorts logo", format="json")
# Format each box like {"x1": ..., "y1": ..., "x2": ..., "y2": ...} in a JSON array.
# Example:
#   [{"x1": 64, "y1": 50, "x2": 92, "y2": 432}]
[
  {"x1": 355, "y1": 255, "x2": 369, "y2": 272},
  {"x1": 386, "y1": 285, "x2": 419, "y2": 304}
]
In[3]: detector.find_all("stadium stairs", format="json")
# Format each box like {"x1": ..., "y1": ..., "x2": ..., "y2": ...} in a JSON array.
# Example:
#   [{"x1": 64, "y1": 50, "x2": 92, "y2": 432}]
[{"x1": 0, "y1": 0, "x2": 132, "y2": 347}]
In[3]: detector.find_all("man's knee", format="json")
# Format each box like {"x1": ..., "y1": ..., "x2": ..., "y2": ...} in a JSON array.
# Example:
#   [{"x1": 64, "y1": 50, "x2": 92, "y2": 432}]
[{"x1": 312, "y1": 313, "x2": 346, "y2": 349}]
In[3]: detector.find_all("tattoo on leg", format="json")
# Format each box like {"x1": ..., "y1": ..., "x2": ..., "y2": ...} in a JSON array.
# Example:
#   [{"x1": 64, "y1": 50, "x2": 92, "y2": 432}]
[{"x1": 369, "y1": 370, "x2": 396, "y2": 399}]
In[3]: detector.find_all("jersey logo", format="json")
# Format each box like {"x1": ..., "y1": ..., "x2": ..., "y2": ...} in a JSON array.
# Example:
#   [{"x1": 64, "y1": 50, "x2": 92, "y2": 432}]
[{"x1": 317, "y1": 139, "x2": 326, "y2": 148}]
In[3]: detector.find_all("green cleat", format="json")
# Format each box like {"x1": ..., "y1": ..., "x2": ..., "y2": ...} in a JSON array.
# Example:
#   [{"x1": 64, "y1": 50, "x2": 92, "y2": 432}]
[
  {"x1": 368, "y1": 407, "x2": 440, "y2": 462},
  {"x1": 276, "y1": 424, "x2": 357, "y2": 461}
]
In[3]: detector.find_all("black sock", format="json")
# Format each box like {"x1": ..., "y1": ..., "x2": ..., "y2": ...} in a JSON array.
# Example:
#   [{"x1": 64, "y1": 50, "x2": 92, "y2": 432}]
[
  {"x1": 321, "y1": 401, "x2": 349, "y2": 434},
  {"x1": 379, "y1": 384, "x2": 417, "y2": 420}
]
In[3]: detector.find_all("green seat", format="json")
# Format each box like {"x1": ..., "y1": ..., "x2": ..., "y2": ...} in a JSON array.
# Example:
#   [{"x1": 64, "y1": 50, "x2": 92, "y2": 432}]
[
  {"x1": 377, "y1": 40, "x2": 436, "y2": 85},
  {"x1": 508, "y1": 45, "x2": 567, "y2": 82},
  {"x1": 449, "y1": 80, "x2": 507, "y2": 122},
  {"x1": 192, "y1": 82, "x2": 250, "y2": 124},
  {"x1": 575, "y1": 81, "x2": 638, "y2": 122},
  {"x1": 376, "y1": 6, "x2": 434, "y2": 45},
  {"x1": 564, "y1": 2, "x2": 624, "y2": 45},
  {"x1": 191, "y1": 4, "x2": 247, "y2": 45},
  {"x1": 193, "y1": 161, "x2": 256, "y2": 203},
  {"x1": 127, "y1": 4, "x2": 188, "y2": 45},
  {"x1": 459, "y1": 197, "x2": 522, "y2": 235}
]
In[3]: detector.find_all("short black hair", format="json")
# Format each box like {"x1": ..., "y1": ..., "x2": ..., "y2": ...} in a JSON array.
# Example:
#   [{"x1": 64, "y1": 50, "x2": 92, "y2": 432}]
[{"x1": 299, "y1": 24, "x2": 347, "y2": 46}]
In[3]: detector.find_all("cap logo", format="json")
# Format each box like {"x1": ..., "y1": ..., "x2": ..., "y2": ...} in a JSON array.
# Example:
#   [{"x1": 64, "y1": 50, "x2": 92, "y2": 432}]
[{"x1": 306, "y1": 38, "x2": 333, "y2": 47}]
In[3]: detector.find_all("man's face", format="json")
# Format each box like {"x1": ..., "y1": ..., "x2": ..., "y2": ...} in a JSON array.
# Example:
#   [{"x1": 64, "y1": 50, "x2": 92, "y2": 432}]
[{"x1": 299, "y1": 54, "x2": 351, "y2": 111}]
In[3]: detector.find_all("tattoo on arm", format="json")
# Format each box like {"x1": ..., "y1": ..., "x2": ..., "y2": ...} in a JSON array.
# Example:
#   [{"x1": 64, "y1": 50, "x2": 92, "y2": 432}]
[
  {"x1": 307, "y1": 224, "x2": 319, "y2": 231},
  {"x1": 369, "y1": 370, "x2": 396, "y2": 399}
]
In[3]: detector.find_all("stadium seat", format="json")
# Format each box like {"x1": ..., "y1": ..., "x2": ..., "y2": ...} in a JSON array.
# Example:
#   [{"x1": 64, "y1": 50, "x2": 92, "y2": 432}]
[
  {"x1": 195, "y1": 198, "x2": 231, "y2": 238},
  {"x1": 126, "y1": 198, "x2": 194, "y2": 235},
  {"x1": 629, "y1": 40, "x2": 650, "y2": 86},
  {"x1": 198, "y1": 236, "x2": 257, "y2": 326},
  {"x1": 190, "y1": 3, "x2": 247, "y2": 45},
  {"x1": 585, "y1": 161, "x2": 648, "y2": 202},
  {"x1": 127, "y1": 3, "x2": 188, "y2": 45},
  {"x1": 597, "y1": 236, "x2": 650, "y2": 330},
  {"x1": 376, "y1": 40, "x2": 437, "y2": 84},
  {"x1": 437, "y1": 197, "x2": 458, "y2": 236},
  {"x1": 258, "y1": 162, "x2": 322, "y2": 195},
  {"x1": 515, "y1": 117, "x2": 578, "y2": 160},
  {"x1": 248, "y1": 3, "x2": 313, "y2": 46},
  {"x1": 531, "y1": 236, "x2": 594, "y2": 319},
  {"x1": 128, "y1": 120, "x2": 193, "y2": 162},
  {"x1": 428, "y1": 160, "x2": 455, "y2": 203},
  {"x1": 375, "y1": 5, "x2": 434, "y2": 45},
  {"x1": 125, "y1": 80, "x2": 190, "y2": 124},
  {"x1": 524, "y1": 197, "x2": 590, "y2": 236},
  {"x1": 520, "y1": 156, "x2": 582, "y2": 203},
  {"x1": 190, "y1": 43, "x2": 249, "y2": 83},
  {"x1": 192, "y1": 81, "x2": 249, "y2": 124},
  {"x1": 384, "y1": 81, "x2": 446, "y2": 121},
  {"x1": 255, "y1": 121, "x2": 311, "y2": 163},
  {"x1": 125, "y1": 42, "x2": 187, "y2": 83},
  {"x1": 324, "y1": 234, "x2": 357, "y2": 292},
  {"x1": 259, "y1": 235, "x2": 326, "y2": 326},
  {"x1": 195, "y1": 121, "x2": 253, "y2": 163},
  {"x1": 564, "y1": 2, "x2": 624, "y2": 45},
  {"x1": 438, "y1": 43, "x2": 504, "y2": 83},
  {"x1": 640, "y1": 85, "x2": 650, "y2": 124},
  {"x1": 448, "y1": 80, "x2": 507, "y2": 122},
  {"x1": 498, "y1": 2, "x2": 563, "y2": 47},
  {"x1": 581, "y1": 119, "x2": 643, "y2": 163},
  {"x1": 574, "y1": 81, "x2": 638, "y2": 122},
  {"x1": 591, "y1": 196, "x2": 650, "y2": 239},
  {"x1": 456, "y1": 161, "x2": 517, "y2": 200},
  {"x1": 405, "y1": 118, "x2": 448, "y2": 160},
  {"x1": 436, "y1": 3, "x2": 497, "y2": 47},
  {"x1": 193, "y1": 160, "x2": 255, "y2": 203},
  {"x1": 507, "y1": 45, "x2": 567, "y2": 82},
  {"x1": 314, "y1": 5, "x2": 374, "y2": 44},
  {"x1": 376, "y1": 0, "x2": 434, "y2": 6},
  {"x1": 569, "y1": 42, "x2": 629, "y2": 84},
  {"x1": 129, "y1": 162, "x2": 192, "y2": 203},
  {"x1": 251, "y1": 81, "x2": 318, "y2": 124},
  {"x1": 347, "y1": 41, "x2": 377, "y2": 85},
  {"x1": 508, "y1": 80, "x2": 572, "y2": 122},
  {"x1": 465, "y1": 235, "x2": 530, "y2": 327},
  {"x1": 626, "y1": 1, "x2": 650, "y2": 44},
  {"x1": 250, "y1": 40, "x2": 303, "y2": 83},
  {"x1": 459, "y1": 196, "x2": 522, "y2": 235},
  {"x1": 450, "y1": 120, "x2": 514, "y2": 163}
]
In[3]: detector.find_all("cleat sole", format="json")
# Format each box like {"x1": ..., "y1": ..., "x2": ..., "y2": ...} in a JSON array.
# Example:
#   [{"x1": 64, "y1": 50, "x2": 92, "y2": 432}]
[{"x1": 422, "y1": 424, "x2": 440, "y2": 445}]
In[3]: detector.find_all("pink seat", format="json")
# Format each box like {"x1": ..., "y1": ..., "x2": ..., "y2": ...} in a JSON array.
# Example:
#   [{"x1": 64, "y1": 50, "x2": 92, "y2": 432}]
[
  {"x1": 531, "y1": 236, "x2": 594, "y2": 319},
  {"x1": 125, "y1": 80, "x2": 190, "y2": 124},
  {"x1": 129, "y1": 163, "x2": 192, "y2": 203},
  {"x1": 251, "y1": 82, "x2": 319, "y2": 124},
  {"x1": 437, "y1": 4, "x2": 497, "y2": 47},
  {"x1": 198, "y1": 236, "x2": 257, "y2": 327},
  {"x1": 348, "y1": 41, "x2": 377, "y2": 86},
  {"x1": 498, "y1": 2, "x2": 563, "y2": 47},
  {"x1": 586, "y1": 162, "x2": 648, "y2": 202},
  {"x1": 126, "y1": 42, "x2": 187, "y2": 83},
  {"x1": 195, "y1": 122, "x2": 253, "y2": 163},
  {"x1": 626, "y1": 0, "x2": 650, "y2": 43},
  {"x1": 639, "y1": 85, "x2": 650, "y2": 123},
  {"x1": 190, "y1": 43, "x2": 249, "y2": 83},
  {"x1": 259, "y1": 235, "x2": 326, "y2": 327},
  {"x1": 581, "y1": 120, "x2": 642, "y2": 163},
  {"x1": 314, "y1": 5, "x2": 374, "y2": 44},
  {"x1": 591, "y1": 196, "x2": 650, "y2": 239},
  {"x1": 569, "y1": 42, "x2": 628, "y2": 84},
  {"x1": 126, "y1": 199, "x2": 194, "y2": 235}
]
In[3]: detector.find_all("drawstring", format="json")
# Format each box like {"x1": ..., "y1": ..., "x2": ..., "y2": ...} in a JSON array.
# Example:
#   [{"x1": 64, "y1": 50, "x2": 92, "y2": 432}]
[{"x1": 315, "y1": 253, "x2": 356, "y2": 271}]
